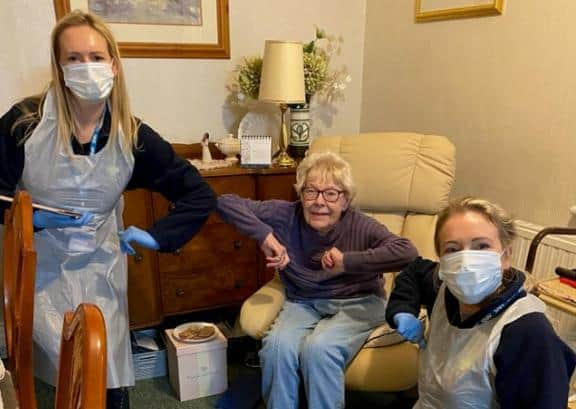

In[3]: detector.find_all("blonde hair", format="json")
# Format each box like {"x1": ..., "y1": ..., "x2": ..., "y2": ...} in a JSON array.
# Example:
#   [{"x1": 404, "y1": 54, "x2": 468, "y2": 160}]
[
  {"x1": 434, "y1": 197, "x2": 516, "y2": 256},
  {"x1": 13, "y1": 10, "x2": 138, "y2": 151},
  {"x1": 295, "y1": 152, "x2": 356, "y2": 201},
  {"x1": 433, "y1": 197, "x2": 527, "y2": 295}
]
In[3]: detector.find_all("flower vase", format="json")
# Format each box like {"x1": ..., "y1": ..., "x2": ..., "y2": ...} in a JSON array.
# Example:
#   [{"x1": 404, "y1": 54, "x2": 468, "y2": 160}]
[{"x1": 288, "y1": 104, "x2": 311, "y2": 159}]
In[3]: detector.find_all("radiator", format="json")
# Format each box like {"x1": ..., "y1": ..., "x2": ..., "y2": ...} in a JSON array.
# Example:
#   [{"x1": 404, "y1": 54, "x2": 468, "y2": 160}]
[
  {"x1": 512, "y1": 220, "x2": 576, "y2": 279},
  {"x1": 512, "y1": 220, "x2": 576, "y2": 354}
]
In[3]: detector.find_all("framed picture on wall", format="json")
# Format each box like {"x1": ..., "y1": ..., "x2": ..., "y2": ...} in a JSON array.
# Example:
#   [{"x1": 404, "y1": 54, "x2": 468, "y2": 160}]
[
  {"x1": 53, "y1": 0, "x2": 230, "y2": 59},
  {"x1": 415, "y1": 0, "x2": 503, "y2": 22}
]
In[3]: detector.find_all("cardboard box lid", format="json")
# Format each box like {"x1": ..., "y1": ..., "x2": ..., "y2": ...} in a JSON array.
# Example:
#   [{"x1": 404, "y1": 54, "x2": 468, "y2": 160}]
[{"x1": 165, "y1": 327, "x2": 227, "y2": 356}]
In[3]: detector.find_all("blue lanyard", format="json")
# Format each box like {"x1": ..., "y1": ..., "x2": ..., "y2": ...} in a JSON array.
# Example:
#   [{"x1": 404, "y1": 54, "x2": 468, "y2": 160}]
[
  {"x1": 89, "y1": 110, "x2": 106, "y2": 155},
  {"x1": 478, "y1": 287, "x2": 525, "y2": 325}
]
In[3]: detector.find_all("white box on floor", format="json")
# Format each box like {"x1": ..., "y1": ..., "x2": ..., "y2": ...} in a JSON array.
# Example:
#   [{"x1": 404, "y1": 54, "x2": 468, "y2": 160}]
[{"x1": 165, "y1": 326, "x2": 228, "y2": 401}]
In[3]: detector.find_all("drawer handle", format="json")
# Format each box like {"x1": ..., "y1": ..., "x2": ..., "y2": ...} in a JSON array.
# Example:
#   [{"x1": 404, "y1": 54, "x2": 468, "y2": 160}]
[
  {"x1": 134, "y1": 252, "x2": 144, "y2": 263},
  {"x1": 173, "y1": 248, "x2": 182, "y2": 256},
  {"x1": 176, "y1": 288, "x2": 185, "y2": 297},
  {"x1": 234, "y1": 280, "x2": 244, "y2": 289},
  {"x1": 233, "y1": 240, "x2": 242, "y2": 249}
]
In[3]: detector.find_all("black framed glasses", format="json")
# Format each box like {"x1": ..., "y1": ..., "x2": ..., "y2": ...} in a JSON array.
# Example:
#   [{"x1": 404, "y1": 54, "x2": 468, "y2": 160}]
[{"x1": 301, "y1": 187, "x2": 345, "y2": 203}]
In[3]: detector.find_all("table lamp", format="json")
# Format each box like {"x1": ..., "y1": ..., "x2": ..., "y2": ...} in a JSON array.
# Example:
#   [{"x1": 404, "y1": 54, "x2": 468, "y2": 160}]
[{"x1": 258, "y1": 40, "x2": 305, "y2": 167}]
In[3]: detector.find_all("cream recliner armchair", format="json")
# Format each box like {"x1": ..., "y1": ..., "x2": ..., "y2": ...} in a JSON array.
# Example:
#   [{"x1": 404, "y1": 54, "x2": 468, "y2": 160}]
[{"x1": 240, "y1": 132, "x2": 455, "y2": 392}]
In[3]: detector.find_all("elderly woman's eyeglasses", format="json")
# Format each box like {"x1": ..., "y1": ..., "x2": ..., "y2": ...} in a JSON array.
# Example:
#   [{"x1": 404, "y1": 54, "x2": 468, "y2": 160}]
[{"x1": 301, "y1": 187, "x2": 344, "y2": 203}]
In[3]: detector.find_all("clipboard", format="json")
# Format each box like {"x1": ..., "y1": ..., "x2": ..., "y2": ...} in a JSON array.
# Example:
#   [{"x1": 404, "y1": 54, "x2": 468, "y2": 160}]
[{"x1": 0, "y1": 194, "x2": 82, "y2": 218}]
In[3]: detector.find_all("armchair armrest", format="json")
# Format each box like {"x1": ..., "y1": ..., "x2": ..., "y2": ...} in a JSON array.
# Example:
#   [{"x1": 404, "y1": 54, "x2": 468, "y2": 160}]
[
  {"x1": 240, "y1": 275, "x2": 286, "y2": 339},
  {"x1": 345, "y1": 342, "x2": 419, "y2": 391}
]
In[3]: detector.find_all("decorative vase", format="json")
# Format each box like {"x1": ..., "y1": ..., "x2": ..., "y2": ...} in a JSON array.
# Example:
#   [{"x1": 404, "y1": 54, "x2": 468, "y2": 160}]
[{"x1": 288, "y1": 104, "x2": 311, "y2": 159}]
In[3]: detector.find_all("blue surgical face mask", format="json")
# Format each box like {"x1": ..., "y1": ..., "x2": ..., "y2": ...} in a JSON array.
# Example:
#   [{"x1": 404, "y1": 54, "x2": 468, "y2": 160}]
[{"x1": 439, "y1": 250, "x2": 503, "y2": 304}]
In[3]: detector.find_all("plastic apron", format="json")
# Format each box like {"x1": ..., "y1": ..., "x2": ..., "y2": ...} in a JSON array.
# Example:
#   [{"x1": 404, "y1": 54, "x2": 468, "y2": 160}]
[
  {"x1": 414, "y1": 284, "x2": 545, "y2": 409},
  {"x1": 19, "y1": 89, "x2": 135, "y2": 388}
]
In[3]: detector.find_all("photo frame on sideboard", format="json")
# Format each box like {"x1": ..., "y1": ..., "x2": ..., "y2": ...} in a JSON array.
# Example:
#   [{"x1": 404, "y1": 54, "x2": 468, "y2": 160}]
[
  {"x1": 53, "y1": 0, "x2": 230, "y2": 59},
  {"x1": 415, "y1": 0, "x2": 503, "y2": 22}
]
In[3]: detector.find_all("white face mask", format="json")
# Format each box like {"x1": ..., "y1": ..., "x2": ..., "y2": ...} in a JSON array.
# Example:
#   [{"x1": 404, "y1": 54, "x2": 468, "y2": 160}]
[
  {"x1": 438, "y1": 250, "x2": 503, "y2": 304},
  {"x1": 61, "y1": 62, "x2": 114, "y2": 102}
]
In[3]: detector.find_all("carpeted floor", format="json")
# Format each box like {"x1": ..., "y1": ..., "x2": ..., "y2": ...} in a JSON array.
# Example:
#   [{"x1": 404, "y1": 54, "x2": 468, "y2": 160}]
[
  {"x1": 131, "y1": 376, "x2": 222, "y2": 408},
  {"x1": 132, "y1": 376, "x2": 222, "y2": 408},
  {"x1": 35, "y1": 363, "x2": 415, "y2": 409},
  {"x1": 129, "y1": 370, "x2": 264, "y2": 409},
  {"x1": 35, "y1": 358, "x2": 264, "y2": 409},
  {"x1": 128, "y1": 375, "x2": 416, "y2": 409},
  {"x1": 32, "y1": 307, "x2": 416, "y2": 409}
]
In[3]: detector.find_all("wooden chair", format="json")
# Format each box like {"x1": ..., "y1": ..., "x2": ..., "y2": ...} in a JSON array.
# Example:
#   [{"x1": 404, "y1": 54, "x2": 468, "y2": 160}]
[
  {"x1": 55, "y1": 303, "x2": 107, "y2": 409},
  {"x1": 2, "y1": 190, "x2": 37, "y2": 409}
]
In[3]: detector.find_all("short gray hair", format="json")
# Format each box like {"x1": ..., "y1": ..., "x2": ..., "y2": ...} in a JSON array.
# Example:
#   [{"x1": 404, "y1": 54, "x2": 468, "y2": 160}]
[{"x1": 294, "y1": 151, "x2": 356, "y2": 201}]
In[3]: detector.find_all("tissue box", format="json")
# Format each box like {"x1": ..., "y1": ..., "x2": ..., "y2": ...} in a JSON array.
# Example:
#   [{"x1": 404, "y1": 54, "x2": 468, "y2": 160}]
[{"x1": 165, "y1": 326, "x2": 228, "y2": 401}]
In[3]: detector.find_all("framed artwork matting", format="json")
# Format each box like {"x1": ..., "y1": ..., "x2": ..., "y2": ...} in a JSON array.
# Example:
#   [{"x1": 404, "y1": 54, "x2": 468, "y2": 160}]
[{"x1": 53, "y1": 0, "x2": 230, "y2": 59}]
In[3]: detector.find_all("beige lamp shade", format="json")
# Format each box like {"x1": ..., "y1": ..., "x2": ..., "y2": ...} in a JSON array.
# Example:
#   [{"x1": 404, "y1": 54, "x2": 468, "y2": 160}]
[{"x1": 258, "y1": 40, "x2": 305, "y2": 104}]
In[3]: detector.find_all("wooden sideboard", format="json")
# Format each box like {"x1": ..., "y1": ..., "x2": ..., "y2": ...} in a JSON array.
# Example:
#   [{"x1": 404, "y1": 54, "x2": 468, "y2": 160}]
[{"x1": 125, "y1": 144, "x2": 297, "y2": 329}]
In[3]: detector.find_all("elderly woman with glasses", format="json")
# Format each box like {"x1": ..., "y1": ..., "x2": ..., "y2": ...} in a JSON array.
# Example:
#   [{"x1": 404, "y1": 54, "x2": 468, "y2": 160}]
[{"x1": 217, "y1": 151, "x2": 418, "y2": 409}]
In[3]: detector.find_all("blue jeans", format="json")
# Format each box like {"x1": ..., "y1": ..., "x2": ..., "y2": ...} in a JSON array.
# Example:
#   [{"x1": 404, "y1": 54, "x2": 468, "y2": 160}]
[{"x1": 259, "y1": 295, "x2": 387, "y2": 409}]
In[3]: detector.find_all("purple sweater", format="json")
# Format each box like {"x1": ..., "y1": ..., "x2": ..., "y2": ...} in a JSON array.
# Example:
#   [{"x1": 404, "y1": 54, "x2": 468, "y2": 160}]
[{"x1": 217, "y1": 195, "x2": 418, "y2": 300}]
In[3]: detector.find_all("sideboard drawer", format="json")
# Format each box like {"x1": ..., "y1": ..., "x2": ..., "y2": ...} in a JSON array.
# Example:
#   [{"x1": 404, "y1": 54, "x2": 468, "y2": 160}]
[
  {"x1": 157, "y1": 224, "x2": 257, "y2": 274},
  {"x1": 159, "y1": 223, "x2": 258, "y2": 312},
  {"x1": 160, "y1": 260, "x2": 258, "y2": 313}
]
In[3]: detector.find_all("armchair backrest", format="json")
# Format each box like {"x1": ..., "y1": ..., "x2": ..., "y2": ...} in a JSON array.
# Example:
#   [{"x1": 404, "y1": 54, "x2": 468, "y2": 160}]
[{"x1": 309, "y1": 132, "x2": 456, "y2": 261}]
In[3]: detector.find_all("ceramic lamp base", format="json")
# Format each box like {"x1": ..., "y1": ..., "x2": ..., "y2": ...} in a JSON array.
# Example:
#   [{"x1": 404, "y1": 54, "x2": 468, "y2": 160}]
[{"x1": 289, "y1": 105, "x2": 311, "y2": 159}]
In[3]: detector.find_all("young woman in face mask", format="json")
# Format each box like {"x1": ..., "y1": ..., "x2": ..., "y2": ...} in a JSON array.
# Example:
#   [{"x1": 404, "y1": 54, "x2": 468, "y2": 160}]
[
  {"x1": 0, "y1": 11, "x2": 216, "y2": 409},
  {"x1": 386, "y1": 197, "x2": 576, "y2": 409}
]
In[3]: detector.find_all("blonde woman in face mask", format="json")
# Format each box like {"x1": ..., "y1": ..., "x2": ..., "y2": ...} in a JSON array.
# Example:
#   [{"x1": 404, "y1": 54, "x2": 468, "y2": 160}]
[
  {"x1": 386, "y1": 197, "x2": 576, "y2": 409},
  {"x1": 0, "y1": 11, "x2": 216, "y2": 409}
]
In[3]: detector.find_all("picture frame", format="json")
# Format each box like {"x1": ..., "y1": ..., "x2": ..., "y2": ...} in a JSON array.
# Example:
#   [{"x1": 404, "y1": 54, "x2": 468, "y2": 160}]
[
  {"x1": 53, "y1": 0, "x2": 230, "y2": 59},
  {"x1": 415, "y1": 0, "x2": 503, "y2": 22}
]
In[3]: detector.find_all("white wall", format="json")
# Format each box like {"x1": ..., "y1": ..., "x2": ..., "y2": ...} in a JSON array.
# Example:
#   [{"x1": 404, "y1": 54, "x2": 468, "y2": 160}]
[
  {"x1": 0, "y1": 1, "x2": 366, "y2": 143},
  {"x1": 362, "y1": 0, "x2": 576, "y2": 228},
  {"x1": 0, "y1": 2, "x2": 54, "y2": 104}
]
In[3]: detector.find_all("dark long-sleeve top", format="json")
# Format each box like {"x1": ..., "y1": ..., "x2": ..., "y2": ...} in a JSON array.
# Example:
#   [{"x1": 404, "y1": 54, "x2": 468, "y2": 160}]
[
  {"x1": 217, "y1": 194, "x2": 418, "y2": 300},
  {"x1": 0, "y1": 99, "x2": 216, "y2": 252},
  {"x1": 386, "y1": 257, "x2": 576, "y2": 409}
]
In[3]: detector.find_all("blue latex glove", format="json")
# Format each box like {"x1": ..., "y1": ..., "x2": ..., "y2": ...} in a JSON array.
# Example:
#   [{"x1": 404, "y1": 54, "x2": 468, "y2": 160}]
[
  {"x1": 393, "y1": 312, "x2": 426, "y2": 348},
  {"x1": 118, "y1": 226, "x2": 160, "y2": 255},
  {"x1": 33, "y1": 210, "x2": 93, "y2": 229}
]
